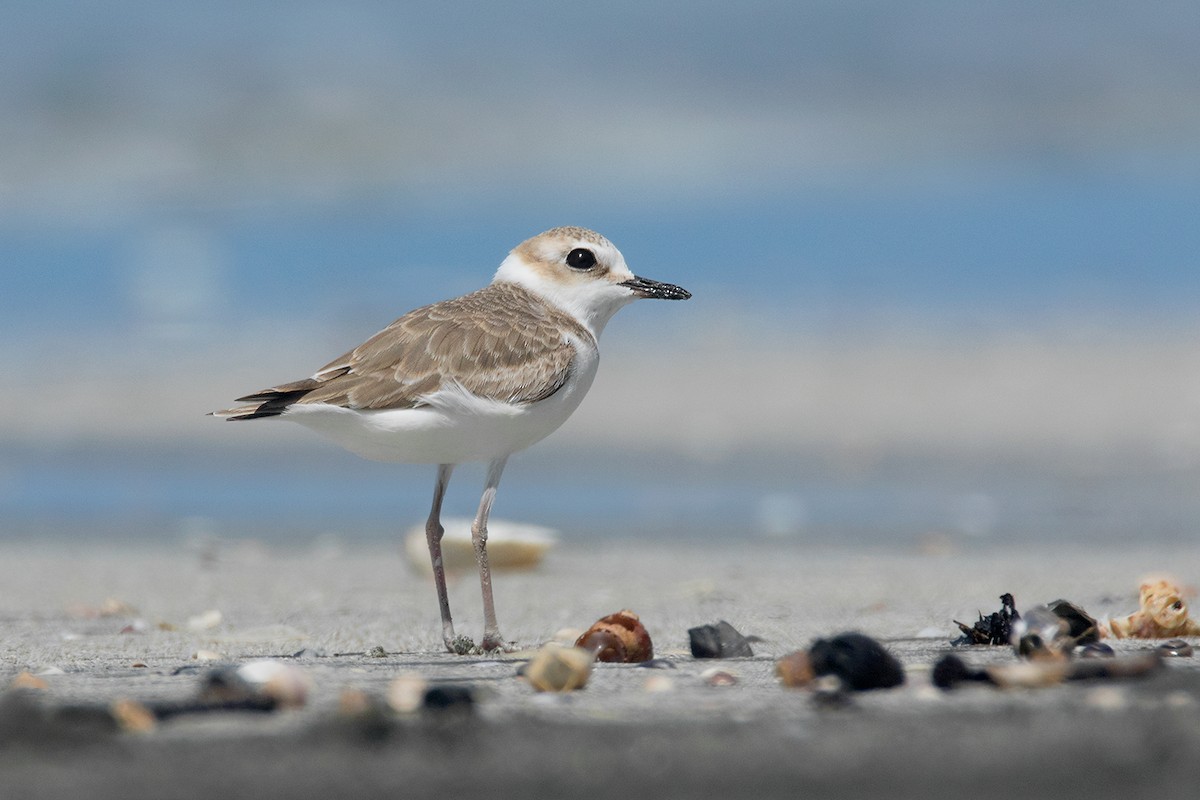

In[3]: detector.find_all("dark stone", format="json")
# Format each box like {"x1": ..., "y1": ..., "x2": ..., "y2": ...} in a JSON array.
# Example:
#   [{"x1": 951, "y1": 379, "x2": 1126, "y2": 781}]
[
  {"x1": 807, "y1": 632, "x2": 905, "y2": 691},
  {"x1": 1157, "y1": 639, "x2": 1194, "y2": 658},
  {"x1": 1046, "y1": 599, "x2": 1100, "y2": 644},
  {"x1": 423, "y1": 685, "x2": 475, "y2": 713},
  {"x1": 931, "y1": 654, "x2": 993, "y2": 690},
  {"x1": 688, "y1": 621, "x2": 754, "y2": 658}
]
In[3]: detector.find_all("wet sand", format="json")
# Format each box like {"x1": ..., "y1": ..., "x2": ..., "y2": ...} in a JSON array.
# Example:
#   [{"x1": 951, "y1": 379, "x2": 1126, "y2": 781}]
[{"x1": 1, "y1": 536, "x2": 1198, "y2": 798}]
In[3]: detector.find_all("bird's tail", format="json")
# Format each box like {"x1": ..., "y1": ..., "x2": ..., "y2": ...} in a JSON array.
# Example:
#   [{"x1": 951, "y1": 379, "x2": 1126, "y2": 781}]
[{"x1": 211, "y1": 379, "x2": 324, "y2": 420}]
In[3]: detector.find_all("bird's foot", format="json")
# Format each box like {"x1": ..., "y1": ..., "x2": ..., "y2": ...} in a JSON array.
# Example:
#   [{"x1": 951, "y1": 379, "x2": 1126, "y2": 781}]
[
  {"x1": 445, "y1": 634, "x2": 476, "y2": 655},
  {"x1": 479, "y1": 633, "x2": 514, "y2": 654}
]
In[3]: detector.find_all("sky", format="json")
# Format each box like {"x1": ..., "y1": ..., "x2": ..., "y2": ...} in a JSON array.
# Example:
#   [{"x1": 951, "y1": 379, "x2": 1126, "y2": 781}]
[{"x1": 3, "y1": 2, "x2": 1200, "y2": 543}]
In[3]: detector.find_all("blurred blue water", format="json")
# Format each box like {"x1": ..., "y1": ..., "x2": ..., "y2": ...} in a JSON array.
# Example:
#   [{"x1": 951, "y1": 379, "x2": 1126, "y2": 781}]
[
  {"x1": 6, "y1": 171, "x2": 1200, "y2": 331},
  {"x1": 4, "y1": 1, "x2": 1200, "y2": 544}
]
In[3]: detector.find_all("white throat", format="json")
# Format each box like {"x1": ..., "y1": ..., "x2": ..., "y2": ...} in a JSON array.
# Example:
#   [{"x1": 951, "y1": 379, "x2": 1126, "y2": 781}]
[{"x1": 492, "y1": 254, "x2": 636, "y2": 338}]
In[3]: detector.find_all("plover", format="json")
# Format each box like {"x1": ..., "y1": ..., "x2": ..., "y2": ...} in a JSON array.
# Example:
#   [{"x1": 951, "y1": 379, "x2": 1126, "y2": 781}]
[{"x1": 214, "y1": 227, "x2": 690, "y2": 652}]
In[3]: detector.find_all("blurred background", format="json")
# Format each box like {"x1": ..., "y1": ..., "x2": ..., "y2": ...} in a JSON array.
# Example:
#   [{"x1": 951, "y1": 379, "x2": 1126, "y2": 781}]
[{"x1": 3, "y1": 1, "x2": 1199, "y2": 547}]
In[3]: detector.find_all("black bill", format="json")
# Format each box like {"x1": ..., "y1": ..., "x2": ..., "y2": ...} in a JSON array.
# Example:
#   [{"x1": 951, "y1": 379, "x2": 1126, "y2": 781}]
[{"x1": 620, "y1": 275, "x2": 692, "y2": 300}]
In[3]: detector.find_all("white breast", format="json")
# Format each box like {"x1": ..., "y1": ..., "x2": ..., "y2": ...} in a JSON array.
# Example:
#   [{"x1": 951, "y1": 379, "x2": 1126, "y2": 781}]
[{"x1": 280, "y1": 334, "x2": 600, "y2": 464}]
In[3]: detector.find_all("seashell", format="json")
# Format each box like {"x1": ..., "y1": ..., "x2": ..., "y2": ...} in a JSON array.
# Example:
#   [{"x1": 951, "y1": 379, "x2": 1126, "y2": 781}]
[
  {"x1": 575, "y1": 609, "x2": 653, "y2": 663},
  {"x1": 403, "y1": 518, "x2": 556, "y2": 574},
  {"x1": 523, "y1": 644, "x2": 594, "y2": 692},
  {"x1": 186, "y1": 609, "x2": 223, "y2": 631},
  {"x1": 191, "y1": 649, "x2": 222, "y2": 662},
  {"x1": 110, "y1": 699, "x2": 157, "y2": 734},
  {"x1": 337, "y1": 688, "x2": 374, "y2": 717},
  {"x1": 642, "y1": 675, "x2": 675, "y2": 693},
  {"x1": 101, "y1": 598, "x2": 137, "y2": 617},
  {"x1": 195, "y1": 662, "x2": 309, "y2": 710},
  {"x1": 808, "y1": 632, "x2": 905, "y2": 691},
  {"x1": 701, "y1": 668, "x2": 737, "y2": 687},
  {"x1": 1106, "y1": 578, "x2": 1200, "y2": 639},
  {"x1": 386, "y1": 673, "x2": 429, "y2": 714},
  {"x1": 1011, "y1": 605, "x2": 1072, "y2": 661},
  {"x1": 1084, "y1": 686, "x2": 1128, "y2": 711},
  {"x1": 234, "y1": 660, "x2": 312, "y2": 709},
  {"x1": 1156, "y1": 638, "x2": 1194, "y2": 657},
  {"x1": 9, "y1": 671, "x2": 49, "y2": 691},
  {"x1": 775, "y1": 651, "x2": 816, "y2": 688},
  {"x1": 1046, "y1": 599, "x2": 1100, "y2": 644},
  {"x1": 688, "y1": 620, "x2": 754, "y2": 658}
]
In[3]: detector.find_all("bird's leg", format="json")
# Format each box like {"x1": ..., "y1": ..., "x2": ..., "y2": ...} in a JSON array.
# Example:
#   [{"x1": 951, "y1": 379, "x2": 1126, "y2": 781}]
[
  {"x1": 425, "y1": 463, "x2": 461, "y2": 653},
  {"x1": 472, "y1": 456, "x2": 509, "y2": 651}
]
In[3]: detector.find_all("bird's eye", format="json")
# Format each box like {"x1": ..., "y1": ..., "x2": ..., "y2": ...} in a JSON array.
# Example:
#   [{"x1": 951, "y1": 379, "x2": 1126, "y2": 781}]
[{"x1": 565, "y1": 248, "x2": 596, "y2": 270}]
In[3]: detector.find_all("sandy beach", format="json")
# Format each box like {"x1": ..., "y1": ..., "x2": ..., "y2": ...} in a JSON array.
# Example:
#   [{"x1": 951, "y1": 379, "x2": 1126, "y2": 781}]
[{"x1": 1, "y1": 535, "x2": 1198, "y2": 798}]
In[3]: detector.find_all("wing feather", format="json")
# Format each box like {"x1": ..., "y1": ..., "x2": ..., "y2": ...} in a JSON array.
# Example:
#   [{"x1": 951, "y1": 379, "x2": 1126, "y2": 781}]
[{"x1": 216, "y1": 283, "x2": 593, "y2": 419}]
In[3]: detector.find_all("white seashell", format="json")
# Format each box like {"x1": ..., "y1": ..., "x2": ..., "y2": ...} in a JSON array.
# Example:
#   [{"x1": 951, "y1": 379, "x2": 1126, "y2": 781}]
[
  {"x1": 186, "y1": 609, "x2": 223, "y2": 631},
  {"x1": 236, "y1": 660, "x2": 312, "y2": 708},
  {"x1": 403, "y1": 518, "x2": 556, "y2": 574},
  {"x1": 386, "y1": 673, "x2": 429, "y2": 714}
]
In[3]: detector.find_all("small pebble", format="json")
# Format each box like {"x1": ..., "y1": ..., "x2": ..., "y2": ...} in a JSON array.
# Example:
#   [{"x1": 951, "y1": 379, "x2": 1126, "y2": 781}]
[
  {"x1": 235, "y1": 660, "x2": 313, "y2": 708},
  {"x1": 386, "y1": 673, "x2": 428, "y2": 714},
  {"x1": 1084, "y1": 686, "x2": 1128, "y2": 711},
  {"x1": 701, "y1": 668, "x2": 737, "y2": 687},
  {"x1": 688, "y1": 621, "x2": 754, "y2": 659},
  {"x1": 9, "y1": 671, "x2": 49, "y2": 691},
  {"x1": 186, "y1": 610, "x2": 223, "y2": 631},
  {"x1": 110, "y1": 699, "x2": 157, "y2": 733},
  {"x1": 191, "y1": 650, "x2": 222, "y2": 662},
  {"x1": 523, "y1": 644, "x2": 593, "y2": 692},
  {"x1": 776, "y1": 651, "x2": 816, "y2": 688},
  {"x1": 1156, "y1": 639, "x2": 1193, "y2": 657},
  {"x1": 809, "y1": 632, "x2": 905, "y2": 691},
  {"x1": 338, "y1": 688, "x2": 374, "y2": 716},
  {"x1": 366, "y1": 645, "x2": 389, "y2": 658},
  {"x1": 423, "y1": 685, "x2": 474, "y2": 713},
  {"x1": 643, "y1": 675, "x2": 675, "y2": 693}
]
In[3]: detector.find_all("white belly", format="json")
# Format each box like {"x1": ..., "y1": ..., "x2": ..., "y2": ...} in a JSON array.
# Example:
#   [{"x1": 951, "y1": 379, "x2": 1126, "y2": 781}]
[{"x1": 280, "y1": 345, "x2": 600, "y2": 464}]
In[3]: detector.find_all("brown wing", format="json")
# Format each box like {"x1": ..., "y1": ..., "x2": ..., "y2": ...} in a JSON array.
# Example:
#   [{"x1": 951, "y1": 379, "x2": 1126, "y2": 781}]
[{"x1": 218, "y1": 283, "x2": 591, "y2": 420}]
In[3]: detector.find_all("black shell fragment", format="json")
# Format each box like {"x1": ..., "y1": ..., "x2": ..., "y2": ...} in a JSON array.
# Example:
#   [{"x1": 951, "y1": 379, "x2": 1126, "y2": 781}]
[
  {"x1": 952, "y1": 593, "x2": 1020, "y2": 646},
  {"x1": 808, "y1": 632, "x2": 905, "y2": 691},
  {"x1": 688, "y1": 621, "x2": 754, "y2": 659}
]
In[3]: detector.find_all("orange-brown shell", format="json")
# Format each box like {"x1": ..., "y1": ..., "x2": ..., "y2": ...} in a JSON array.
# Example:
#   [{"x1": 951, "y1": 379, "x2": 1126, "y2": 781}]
[{"x1": 575, "y1": 609, "x2": 654, "y2": 663}]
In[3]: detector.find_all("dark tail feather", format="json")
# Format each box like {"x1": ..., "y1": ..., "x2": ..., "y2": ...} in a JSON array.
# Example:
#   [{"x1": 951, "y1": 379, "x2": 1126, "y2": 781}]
[{"x1": 214, "y1": 379, "x2": 324, "y2": 420}]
